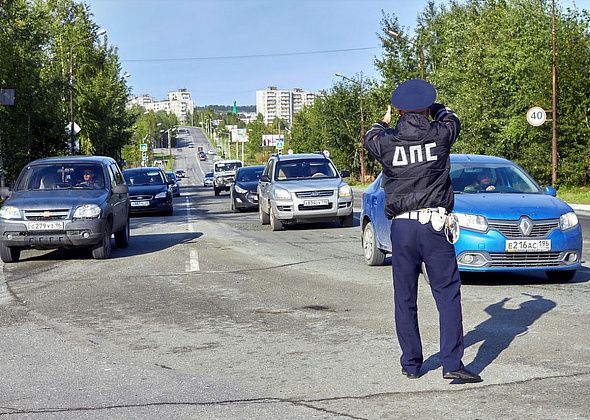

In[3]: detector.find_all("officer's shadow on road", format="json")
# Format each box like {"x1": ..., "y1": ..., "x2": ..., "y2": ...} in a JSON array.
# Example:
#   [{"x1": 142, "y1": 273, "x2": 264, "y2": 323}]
[
  {"x1": 421, "y1": 293, "x2": 557, "y2": 376},
  {"x1": 111, "y1": 232, "x2": 203, "y2": 258}
]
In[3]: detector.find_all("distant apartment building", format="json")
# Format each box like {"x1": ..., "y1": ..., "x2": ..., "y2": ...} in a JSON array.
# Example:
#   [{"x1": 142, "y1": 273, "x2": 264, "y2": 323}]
[
  {"x1": 256, "y1": 87, "x2": 317, "y2": 125},
  {"x1": 127, "y1": 89, "x2": 194, "y2": 123}
]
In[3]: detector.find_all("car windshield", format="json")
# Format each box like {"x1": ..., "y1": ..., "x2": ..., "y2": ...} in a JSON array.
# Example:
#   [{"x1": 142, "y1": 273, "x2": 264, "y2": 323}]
[
  {"x1": 236, "y1": 167, "x2": 263, "y2": 182},
  {"x1": 450, "y1": 163, "x2": 541, "y2": 194},
  {"x1": 14, "y1": 163, "x2": 105, "y2": 191},
  {"x1": 215, "y1": 162, "x2": 242, "y2": 172},
  {"x1": 275, "y1": 159, "x2": 337, "y2": 181},
  {"x1": 166, "y1": 172, "x2": 177, "y2": 182},
  {"x1": 124, "y1": 170, "x2": 166, "y2": 186},
  {"x1": 205, "y1": 172, "x2": 213, "y2": 178}
]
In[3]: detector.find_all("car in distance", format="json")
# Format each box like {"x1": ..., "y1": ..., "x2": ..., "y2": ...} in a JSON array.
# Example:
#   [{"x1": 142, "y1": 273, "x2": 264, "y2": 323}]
[
  {"x1": 0, "y1": 156, "x2": 130, "y2": 262},
  {"x1": 175, "y1": 169, "x2": 186, "y2": 179},
  {"x1": 198, "y1": 151, "x2": 207, "y2": 161},
  {"x1": 123, "y1": 167, "x2": 173, "y2": 215},
  {"x1": 203, "y1": 171, "x2": 214, "y2": 187},
  {"x1": 165, "y1": 171, "x2": 181, "y2": 197},
  {"x1": 258, "y1": 153, "x2": 353, "y2": 231},
  {"x1": 230, "y1": 165, "x2": 264, "y2": 212},
  {"x1": 360, "y1": 154, "x2": 583, "y2": 282},
  {"x1": 213, "y1": 159, "x2": 243, "y2": 196}
]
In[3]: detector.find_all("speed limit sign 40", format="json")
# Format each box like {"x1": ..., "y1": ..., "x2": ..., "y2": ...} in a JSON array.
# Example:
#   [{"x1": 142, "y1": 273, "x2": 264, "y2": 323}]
[{"x1": 527, "y1": 106, "x2": 547, "y2": 126}]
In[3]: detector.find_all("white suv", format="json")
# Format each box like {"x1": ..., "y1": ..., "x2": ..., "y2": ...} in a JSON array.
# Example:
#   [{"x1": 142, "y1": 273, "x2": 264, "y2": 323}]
[{"x1": 258, "y1": 153, "x2": 353, "y2": 231}]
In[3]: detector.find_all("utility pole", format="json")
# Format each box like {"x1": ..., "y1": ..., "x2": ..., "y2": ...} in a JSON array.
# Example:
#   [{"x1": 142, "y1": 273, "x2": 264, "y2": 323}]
[{"x1": 551, "y1": 0, "x2": 558, "y2": 186}]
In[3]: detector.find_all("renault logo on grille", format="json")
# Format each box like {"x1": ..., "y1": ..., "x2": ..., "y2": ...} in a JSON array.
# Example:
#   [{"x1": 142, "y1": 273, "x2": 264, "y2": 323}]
[{"x1": 519, "y1": 217, "x2": 533, "y2": 236}]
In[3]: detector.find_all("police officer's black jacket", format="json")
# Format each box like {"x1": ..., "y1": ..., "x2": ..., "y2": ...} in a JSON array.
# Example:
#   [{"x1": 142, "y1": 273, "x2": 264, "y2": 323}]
[{"x1": 362, "y1": 104, "x2": 460, "y2": 218}]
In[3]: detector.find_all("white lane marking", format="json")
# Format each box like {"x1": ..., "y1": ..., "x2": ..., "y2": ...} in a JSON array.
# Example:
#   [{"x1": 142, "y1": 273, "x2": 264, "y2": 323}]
[{"x1": 188, "y1": 248, "x2": 200, "y2": 272}]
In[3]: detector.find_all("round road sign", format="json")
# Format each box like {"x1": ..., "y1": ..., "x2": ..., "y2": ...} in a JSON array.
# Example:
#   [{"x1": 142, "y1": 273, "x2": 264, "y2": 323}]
[{"x1": 527, "y1": 106, "x2": 547, "y2": 127}]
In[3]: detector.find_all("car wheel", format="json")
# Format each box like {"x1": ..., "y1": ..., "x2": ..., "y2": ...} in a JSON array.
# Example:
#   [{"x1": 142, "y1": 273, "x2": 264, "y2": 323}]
[
  {"x1": 231, "y1": 192, "x2": 239, "y2": 213},
  {"x1": 340, "y1": 212, "x2": 354, "y2": 227},
  {"x1": 164, "y1": 206, "x2": 173, "y2": 216},
  {"x1": 114, "y1": 218, "x2": 130, "y2": 248},
  {"x1": 0, "y1": 243, "x2": 21, "y2": 263},
  {"x1": 545, "y1": 270, "x2": 576, "y2": 282},
  {"x1": 214, "y1": 187, "x2": 220, "y2": 196},
  {"x1": 362, "y1": 221, "x2": 385, "y2": 266},
  {"x1": 270, "y1": 207, "x2": 283, "y2": 231},
  {"x1": 259, "y1": 202, "x2": 270, "y2": 225},
  {"x1": 92, "y1": 223, "x2": 112, "y2": 259}
]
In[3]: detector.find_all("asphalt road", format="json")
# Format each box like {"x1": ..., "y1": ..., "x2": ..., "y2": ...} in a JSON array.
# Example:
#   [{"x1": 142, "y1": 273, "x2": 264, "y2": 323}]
[{"x1": 1, "y1": 127, "x2": 589, "y2": 419}]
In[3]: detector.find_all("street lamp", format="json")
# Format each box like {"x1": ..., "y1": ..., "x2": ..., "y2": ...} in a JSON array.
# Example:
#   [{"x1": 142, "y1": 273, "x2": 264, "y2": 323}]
[
  {"x1": 388, "y1": 30, "x2": 425, "y2": 80},
  {"x1": 68, "y1": 28, "x2": 107, "y2": 154},
  {"x1": 335, "y1": 72, "x2": 365, "y2": 183},
  {"x1": 551, "y1": 0, "x2": 557, "y2": 186}
]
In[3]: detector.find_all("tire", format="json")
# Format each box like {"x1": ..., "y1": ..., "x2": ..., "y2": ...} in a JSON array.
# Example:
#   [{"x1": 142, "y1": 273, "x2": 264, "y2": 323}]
[
  {"x1": 164, "y1": 206, "x2": 173, "y2": 216},
  {"x1": 362, "y1": 221, "x2": 386, "y2": 266},
  {"x1": 340, "y1": 212, "x2": 354, "y2": 227},
  {"x1": 92, "y1": 223, "x2": 112, "y2": 259},
  {"x1": 546, "y1": 270, "x2": 576, "y2": 283},
  {"x1": 259, "y1": 202, "x2": 270, "y2": 225},
  {"x1": 231, "y1": 192, "x2": 239, "y2": 213},
  {"x1": 0, "y1": 243, "x2": 21, "y2": 263},
  {"x1": 214, "y1": 187, "x2": 220, "y2": 196},
  {"x1": 270, "y1": 207, "x2": 283, "y2": 231},
  {"x1": 114, "y1": 218, "x2": 130, "y2": 248}
]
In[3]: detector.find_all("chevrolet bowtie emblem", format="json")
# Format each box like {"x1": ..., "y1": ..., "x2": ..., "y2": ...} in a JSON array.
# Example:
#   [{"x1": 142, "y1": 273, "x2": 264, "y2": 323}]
[
  {"x1": 519, "y1": 217, "x2": 533, "y2": 236},
  {"x1": 42, "y1": 211, "x2": 51, "y2": 218}
]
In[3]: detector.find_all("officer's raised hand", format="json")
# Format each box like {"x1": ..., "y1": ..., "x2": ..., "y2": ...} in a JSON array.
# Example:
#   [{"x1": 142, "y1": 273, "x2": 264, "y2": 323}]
[{"x1": 382, "y1": 105, "x2": 392, "y2": 125}]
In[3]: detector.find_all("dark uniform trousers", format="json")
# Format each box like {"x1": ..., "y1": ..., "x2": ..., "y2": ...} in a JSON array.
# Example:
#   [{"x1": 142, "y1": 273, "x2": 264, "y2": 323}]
[{"x1": 390, "y1": 218, "x2": 464, "y2": 375}]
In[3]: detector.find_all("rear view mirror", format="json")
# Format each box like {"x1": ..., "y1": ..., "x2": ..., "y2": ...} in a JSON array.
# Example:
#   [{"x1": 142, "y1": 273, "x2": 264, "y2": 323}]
[
  {"x1": 260, "y1": 175, "x2": 270, "y2": 183},
  {"x1": 113, "y1": 184, "x2": 128, "y2": 194},
  {"x1": 340, "y1": 170, "x2": 350, "y2": 178},
  {"x1": 543, "y1": 186, "x2": 557, "y2": 197}
]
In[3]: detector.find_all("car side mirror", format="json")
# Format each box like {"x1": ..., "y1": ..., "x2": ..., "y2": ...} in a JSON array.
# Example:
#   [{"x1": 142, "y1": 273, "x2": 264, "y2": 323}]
[
  {"x1": 340, "y1": 170, "x2": 350, "y2": 178},
  {"x1": 543, "y1": 186, "x2": 557, "y2": 197},
  {"x1": 113, "y1": 184, "x2": 128, "y2": 194},
  {"x1": 0, "y1": 187, "x2": 11, "y2": 198},
  {"x1": 260, "y1": 175, "x2": 270, "y2": 183}
]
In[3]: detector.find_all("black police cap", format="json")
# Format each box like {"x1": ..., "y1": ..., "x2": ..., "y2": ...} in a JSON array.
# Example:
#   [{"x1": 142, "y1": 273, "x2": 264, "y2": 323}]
[{"x1": 391, "y1": 79, "x2": 437, "y2": 111}]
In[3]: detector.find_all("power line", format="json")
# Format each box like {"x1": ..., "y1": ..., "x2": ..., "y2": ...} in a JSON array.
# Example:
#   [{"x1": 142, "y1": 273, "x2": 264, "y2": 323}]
[{"x1": 121, "y1": 46, "x2": 380, "y2": 63}]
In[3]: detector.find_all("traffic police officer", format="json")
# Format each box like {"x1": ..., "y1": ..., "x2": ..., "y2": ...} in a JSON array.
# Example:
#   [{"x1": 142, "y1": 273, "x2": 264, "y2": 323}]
[{"x1": 362, "y1": 79, "x2": 482, "y2": 383}]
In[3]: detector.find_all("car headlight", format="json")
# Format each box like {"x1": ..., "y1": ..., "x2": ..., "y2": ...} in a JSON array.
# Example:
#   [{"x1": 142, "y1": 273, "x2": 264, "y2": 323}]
[
  {"x1": 560, "y1": 212, "x2": 579, "y2": 231},
  {"x1": 155, "y1": 191, "x2": 167, "y2": 199},
  {"x1": 73, "y1": 204, "x2": 101, "y2": 219},
  {"x1": 234, "y1": 185, "x2": 247, "y2": 194},
  {"x1": 274, "y1": 188, "x2": 291, "y2": 200},
  {"x1": 454, "y1": 212, "x2": 488, "y2": 232},
  {"x1": 0, "y1": 205, "x2": 21, "y2": 220},
  {"x1": 339, "y1": 184, "x2": 352, "y2": 198}
]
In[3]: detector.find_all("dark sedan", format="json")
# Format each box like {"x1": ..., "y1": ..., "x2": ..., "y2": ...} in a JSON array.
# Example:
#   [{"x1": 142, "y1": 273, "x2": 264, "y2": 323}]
[
  {"x1": 230, "y1": 165, "x2": 264, "y2": 212},
  {"x1": 123, "y1": 167, "x2": 173, "y2": 216}
]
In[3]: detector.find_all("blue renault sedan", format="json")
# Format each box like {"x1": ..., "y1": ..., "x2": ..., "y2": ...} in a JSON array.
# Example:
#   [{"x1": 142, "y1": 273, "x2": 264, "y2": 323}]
[{"x1": 360, "y1": 154, "x2": 583, "y2": 282}]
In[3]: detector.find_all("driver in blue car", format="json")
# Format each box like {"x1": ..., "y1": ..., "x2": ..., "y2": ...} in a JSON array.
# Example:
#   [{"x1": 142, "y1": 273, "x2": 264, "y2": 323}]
[
  {"x1": 464, "y1": 169, "x2": 496, "y2": 192},
  {"x1": 362, "y1": 79, "x2": 482, "y2": 384}
]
